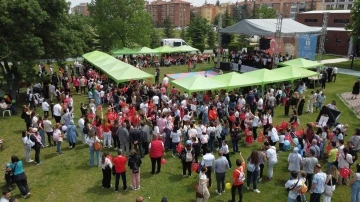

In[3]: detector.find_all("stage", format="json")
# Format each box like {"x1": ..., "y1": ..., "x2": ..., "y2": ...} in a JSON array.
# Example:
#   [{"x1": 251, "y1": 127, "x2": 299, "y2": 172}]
[{"x1": 167, "y1": 70, "x2": 219, "y2": 80}]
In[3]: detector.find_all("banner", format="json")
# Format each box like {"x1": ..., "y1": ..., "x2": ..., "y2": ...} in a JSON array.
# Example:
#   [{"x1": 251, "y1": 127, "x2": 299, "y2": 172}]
[{"x1": 297, "y1": 35, "x2": 318, "y2": 60}]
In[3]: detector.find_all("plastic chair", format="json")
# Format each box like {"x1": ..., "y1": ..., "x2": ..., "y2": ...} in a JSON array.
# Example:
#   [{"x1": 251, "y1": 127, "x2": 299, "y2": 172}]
[{"x1": 2, "y1": 109, "x2": 11, "y2": 117}]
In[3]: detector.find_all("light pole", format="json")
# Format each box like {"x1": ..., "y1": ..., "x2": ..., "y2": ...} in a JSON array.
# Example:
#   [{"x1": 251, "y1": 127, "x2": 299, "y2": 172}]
[{"x1": 217, "y1": 10, "x2": 222, "y2": 68}]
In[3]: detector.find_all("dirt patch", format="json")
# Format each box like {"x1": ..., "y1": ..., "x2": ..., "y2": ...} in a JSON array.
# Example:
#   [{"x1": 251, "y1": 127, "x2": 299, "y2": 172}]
[{"x1": 339, "y1": 92, "x2": 360, "y2": 117}]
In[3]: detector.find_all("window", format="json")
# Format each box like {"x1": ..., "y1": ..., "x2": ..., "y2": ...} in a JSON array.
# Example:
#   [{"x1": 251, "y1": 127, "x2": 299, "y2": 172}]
[
  {"x1": 174, "y1": 42, "x2": 182, "y2": 47},
  {"x1": 333, "y1": 19, "x2": 349, "y2": 23},
  {"x1": 304, "y1": 19, "x2": 317, "y2": 22}
]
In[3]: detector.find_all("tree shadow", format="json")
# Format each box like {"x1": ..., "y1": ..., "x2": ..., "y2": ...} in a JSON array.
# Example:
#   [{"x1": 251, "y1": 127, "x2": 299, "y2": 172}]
[
  {"x1": 75, "y1": 163, "x2": 93, "y2": 170},
  {"x1": 168, "y1": 174, "x2": 184, "y2": 182}
]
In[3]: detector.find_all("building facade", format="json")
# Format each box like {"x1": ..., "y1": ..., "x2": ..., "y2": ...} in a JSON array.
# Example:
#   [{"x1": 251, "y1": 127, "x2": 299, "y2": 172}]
[
  {"x1": 296, "y1": 10, "x2": 351, "y2": 55},
  {"x1": 71, "y1": 3, "x2": 90, "y2": 16},
  {"x1": 146, "y1": 0, "x2": 191, "y2": 27},
  {"x1": 191, "y1": 3, "x2": 233, "y2": 24}
]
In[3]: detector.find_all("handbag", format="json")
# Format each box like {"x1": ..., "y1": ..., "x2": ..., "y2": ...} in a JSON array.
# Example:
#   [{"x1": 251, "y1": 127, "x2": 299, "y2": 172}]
[
  {"x1": 93, "y1": 138, "x2": 102, "y2": 151},
  {"x1": 324, "y1": 175, "x2": 334, "y2": 197},
  {"x1": 196, "y1": 186, "x2": 204, "y2": 198}
]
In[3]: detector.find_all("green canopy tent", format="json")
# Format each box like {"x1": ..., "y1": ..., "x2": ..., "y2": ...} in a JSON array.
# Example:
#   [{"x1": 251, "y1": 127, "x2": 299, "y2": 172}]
[
  {"x1": 243, "y1": 69, "x2": 290, "y2": 86},
  {"x1": 82, "y1": 51, "x2": 153, "y2": 84},
  {"x1": 211, "y1": 72, "x2": 263, "y2": 90},
  {"x1": 107, "y1": 66, "x2": 154, "y2": 83},
  {"x1": 278, "y1": 58, "x2": 322, "y2": 69},
  {"x1": 133, "y1": 47, "x2": 159, "y2": 54},
  {"x1": 111, "y1": 47, "x2": 136, "y2": 56},
  {"x1": 271, "y1": 66, "x2": 319, "y2": 81},
  {"x1": 172, "y1": 45, "x2": 199, "y2": 53},
  {"x1": 154, "y1": 46, "x2": 178, "y2": 54},
  {"x1": 171, "y1": 75, "x2": 226, "y2": 93}
]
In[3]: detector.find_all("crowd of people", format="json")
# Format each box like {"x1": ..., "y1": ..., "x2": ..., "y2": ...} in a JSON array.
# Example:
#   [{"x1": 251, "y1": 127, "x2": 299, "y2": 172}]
[{"x1": 2, "y1": 59, "x2": 360, "y2": 202}]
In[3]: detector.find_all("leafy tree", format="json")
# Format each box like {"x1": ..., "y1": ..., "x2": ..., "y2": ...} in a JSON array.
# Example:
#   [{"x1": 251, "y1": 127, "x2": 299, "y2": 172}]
[
  {"x1": 163, "y1": 17, "x2": 175, "y2": 38},
  {"x1": 255, "y1": 5, "x2": 276, "y2": 19},
  {"x1": 213, "y1": 9, "x2": 235, "y2": 47},
  {"x1": 207, "y1": 29, "x2": 215, "y2": 49},
  {"x1": 0, "y1": 0, "x2": 89, "y2": 97},
  {"x1": 187, "y1": 15, "x2": 211, "y2": 45},
  {"x1": 88, "y1": 0, "x2": 152, "y2": 50},
  {"x1": 180, "y1": 27, "x2": 187, "y2": 41},
  {"x1": 150, "y1": 28, "x2": 161, "y2": 48},
  {"x1": 346, "y1": 0, "x2": 360, "y2": 54}
]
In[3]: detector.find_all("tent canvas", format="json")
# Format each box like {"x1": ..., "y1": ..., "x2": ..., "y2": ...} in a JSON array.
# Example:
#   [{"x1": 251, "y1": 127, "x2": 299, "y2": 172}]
[
  {"x1": 112, "y1": 47, "x2": 136, "y2": 55},
  {"x1": 107, "y1": 66, "x2": 154, "y2": 83},
  {"x1": 83, "y1": 51, "x2": 107, "y2": 61},
  {"x1": 211, "y1": 72, "x2": 263, "y2": 89},
  {"x1": 220, "y1": 19, "x2": 322, "y2": 36},
  {"x1": 278, "y1": 58, "x2": 323, "y2": 69},
  {"x1": 172, "y1": 45, "x2": 199, "y2": 53},
  {"x1": 272, "y1": 66, "x2": 319, "y2": 81},
  {"x1": 243, "y1": 69, "x2": 290, "y2": 85},
  {"x1": 154, "y1": 46, "x2": 178, "y2": 53},
  {"x1": 133, "y1": 47, "x2": 159, "y2": 54},
  {"x1": 171, "y1": 75, "x2": 226, "y2": 93}
]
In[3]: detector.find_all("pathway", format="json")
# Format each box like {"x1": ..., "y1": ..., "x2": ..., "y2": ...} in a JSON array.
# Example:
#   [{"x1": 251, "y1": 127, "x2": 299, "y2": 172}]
[
  {"x1": 320, "y1": 58, "x2": 350, "y2": 64},
  {"x1": 339, "y1": 92, "x2": 360, "y2": 116}
]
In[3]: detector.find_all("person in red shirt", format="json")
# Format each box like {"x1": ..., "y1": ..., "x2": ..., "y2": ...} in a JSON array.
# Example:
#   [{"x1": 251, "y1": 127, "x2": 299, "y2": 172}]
[
  {"x1": 102, "y1": 118, "x2": 112, "y2": 148},
  {"x1": 209, "y1": 106, "x2": 218, "y2": 122},
  {"x1": 149, "y1": 136, "x2": 165, "y2": 175},
  {"x1": 229, "y1": 153, "x2": 245, "y2": 202},
  {"x1": 112, "y1": 150, "x2": 128, "y2": 192}
]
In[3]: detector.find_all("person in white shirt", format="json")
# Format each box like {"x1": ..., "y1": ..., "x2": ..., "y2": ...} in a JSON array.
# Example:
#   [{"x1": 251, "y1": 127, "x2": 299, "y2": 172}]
[
  {"x1": 43, "y1": 115, "x2": 55, "y2": 147},
  {"x1": 139, "y1": 101, "x2": 148, "y2": 115},
  {"x1": 332, "y1": 66, "x2": 338, "y2": 82},
  {"x1": 49, "y1": 84, "x2": 55, "y2": 101},
  {"x1": 201, "y1": 148, "x2": 215, "y2": 187},
  {"x1": 170, "y1": 126, "x2": 182, "y2": 156},
  {"x1": 53, "y1": 103, "x2": 62, "y2": 124},
  {"x1": 237, "y1": 95, "x2": 246, "y2": 110},
  {"x1": 268, "y1": 124, "x2": 279, "y2": 146},
  {"x1": 41, "y1": 99, "x2": 50, "y2": 117},
  {"x1": 78, "y1": 115, "x2": 86, "y2": 143},
  {"x1": 257, "y1": 96, "x2": 264, "y2": 112},
  {"x1": 285, "y1": 172, "x2": 303, "y2": 201},
  {"x1": 162, "y1": 75, "x2": 169, "y2": 88},
  {"x1": 152, "y1": 95, "x2": 160, "y2": 107},
  {"x1": 252, "y1": 112, "x2": 261, "y2": 141},
  {"x1": 265, "y1": 143, "x2": 278, "y2": 180}
]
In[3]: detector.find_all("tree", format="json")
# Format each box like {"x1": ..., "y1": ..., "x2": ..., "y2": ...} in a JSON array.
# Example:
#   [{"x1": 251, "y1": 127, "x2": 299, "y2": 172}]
[
  {"x1": 207, "y1": 29, "x2": 215, "y2": 49},
  {"x1": 150, "y1": 28, "x2": 161, "y2": 48},
  {"x1": 0, "y1": 0, "x2": 89, "y2": 97},
  {"x1": 163, "y1": 17, "x2": 175, "y2": 38},
  {"x1": 255, "y1": 5, "x2": 276, "y2": 19},
  {"x1": 187, "y1": 15, "x2": 211, "y2": 45},
  {"x1": 346, "y1": 0, "x2": 360, "y2": 55},
  {"x1": 88, "y1": 0, "x2": 152, "y2": 50},
  {"x1": 213, "y1": 9, "x2": 235, "y2": 47},
  {"x1": 180, "y1": 27, "x2": 187, "y2": 41}
]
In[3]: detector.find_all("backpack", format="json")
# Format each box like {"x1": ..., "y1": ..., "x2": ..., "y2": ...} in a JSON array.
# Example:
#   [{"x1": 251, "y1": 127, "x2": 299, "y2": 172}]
[
  {"x1": 132, "y1": 158, "x2": 139, "y2": 173},
  {"x1": 83, "y1": 126, "x2": 89, "y2": 134},
  {"x1": 185, "y1": 148, "x2": 193, "y2": 162},
  {"x1": 236, "y1": 169, "x2": 245, "y2": 183},
  {"x1": 26, "y1": 136, "x2": 35, "y2": 147}
]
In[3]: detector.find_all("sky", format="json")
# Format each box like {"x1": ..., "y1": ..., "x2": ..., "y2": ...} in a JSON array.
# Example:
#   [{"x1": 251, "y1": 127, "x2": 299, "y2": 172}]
[{"x1": 68, "y1": 0, "x2": 240, "y2": 7}]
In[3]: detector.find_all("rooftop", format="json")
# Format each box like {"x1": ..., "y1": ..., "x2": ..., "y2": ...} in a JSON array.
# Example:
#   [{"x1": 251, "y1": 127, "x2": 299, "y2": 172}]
[{"x1": 300, "y1": 10, "x2": 351, "y2": 14}]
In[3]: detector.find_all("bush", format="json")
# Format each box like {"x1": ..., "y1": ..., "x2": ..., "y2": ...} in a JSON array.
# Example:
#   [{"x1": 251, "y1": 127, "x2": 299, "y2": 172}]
[
  {"x1": 193, "y1": 43, "x2": 205, "y2": 53},
  {"x1": 228, "y1": 42, "x2": 240, "y2": 53}
]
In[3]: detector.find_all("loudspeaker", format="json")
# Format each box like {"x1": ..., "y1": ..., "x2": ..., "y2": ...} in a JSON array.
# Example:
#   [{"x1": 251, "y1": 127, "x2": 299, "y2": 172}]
[
  {"x1": 220, "y1": 62, "x2": 231, "y2": 71},
  {"x1": 259, "y1": 38, "x2": 271, "y2": 50}
]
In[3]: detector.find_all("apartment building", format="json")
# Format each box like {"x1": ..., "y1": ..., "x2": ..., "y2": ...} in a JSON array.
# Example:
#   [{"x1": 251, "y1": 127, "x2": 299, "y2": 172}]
[
  {"x1": 71, "y1": 3, "x2": 90, "y2": 16},
  {"x1": 296, "y1": 10, "x2": 351, "y2": 55},
  {"x1": 146, "y1": 0, "x2": 191, "y2": 27},
  {"x1": 191, "y1": 2, "x2": 233, "y2": 24}
]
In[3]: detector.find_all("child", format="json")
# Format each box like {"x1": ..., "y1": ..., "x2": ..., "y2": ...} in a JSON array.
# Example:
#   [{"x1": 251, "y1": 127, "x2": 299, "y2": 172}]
[
  {"x1": 279, "y1": 130, "x2": 285, "y2": 151},
  {"x1": 220, "y1": 140, "x2": 232, "y2": 168},
  {"x1": 245, "y1": 130, "x2": 253, "y2": 147},
  {"x1": 21, "y1": 131, "x2": 33, "y2": 162},
  {"x1": 258, "y1": 147, "x2": 266, "y2": 182},
  {"x1": 299, "y1": 170, "x2": 308, "y2": 202},
  {"x1": 53, "y1": 123, "x2": 63, "y2": 155},
  {"x1": 4, "y1": 163, "x2": 13, "y2": 190}
]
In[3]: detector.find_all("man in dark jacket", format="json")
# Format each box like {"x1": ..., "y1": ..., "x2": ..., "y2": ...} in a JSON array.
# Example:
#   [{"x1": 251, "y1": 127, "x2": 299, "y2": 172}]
[
  {"x1": 141, "y1": 122, "x2": 151, "y2": 155},
  {"x1": 129, "y1": 126, "x2": 143, "y2": 158}
]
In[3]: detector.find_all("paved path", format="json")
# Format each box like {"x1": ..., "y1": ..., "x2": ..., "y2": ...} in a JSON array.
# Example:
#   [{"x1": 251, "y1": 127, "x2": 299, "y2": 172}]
[{"x1": 338, "y1": 68, "x2": 360, "y2": 77}]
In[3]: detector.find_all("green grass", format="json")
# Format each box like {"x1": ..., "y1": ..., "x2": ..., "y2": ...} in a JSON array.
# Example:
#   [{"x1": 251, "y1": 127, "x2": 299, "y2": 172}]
[
  {"x1": 315, "y1": 54, "x2": 344, "y2": 61},
  {"x1": 1, "y1": 64, "x2": 359, "y2": 202},
  {"x1": 329, "y1": 60, "x2": 360, "y2": 71}
]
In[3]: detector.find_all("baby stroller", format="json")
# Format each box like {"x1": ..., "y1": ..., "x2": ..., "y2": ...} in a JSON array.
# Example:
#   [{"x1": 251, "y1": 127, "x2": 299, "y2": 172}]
[{"x1": 4, "y1": 163, "x2": 14, "y2": 190}]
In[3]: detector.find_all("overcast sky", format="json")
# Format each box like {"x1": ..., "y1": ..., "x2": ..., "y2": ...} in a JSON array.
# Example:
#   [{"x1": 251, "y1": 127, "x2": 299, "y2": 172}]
[{"x1": 68, "y1": 0, "x2": 240, "y2": 7}]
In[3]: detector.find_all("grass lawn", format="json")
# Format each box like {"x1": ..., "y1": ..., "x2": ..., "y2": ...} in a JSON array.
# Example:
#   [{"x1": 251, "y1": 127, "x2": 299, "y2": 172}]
[
  {"x1": 315, "y1": 54, "x2": 344, "y2": 61},
  {"x1": 1, "y1": 63, "x2": 359, "y2": 202},
  {"x1": 329, "y1": 60, "x2": 360, "y2": 71}
]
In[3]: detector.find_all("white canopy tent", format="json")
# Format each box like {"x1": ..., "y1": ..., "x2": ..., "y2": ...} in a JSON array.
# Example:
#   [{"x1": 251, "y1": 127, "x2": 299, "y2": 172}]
[{"x1": 220, "y1": 18, "x2": 322, "y2": 36}]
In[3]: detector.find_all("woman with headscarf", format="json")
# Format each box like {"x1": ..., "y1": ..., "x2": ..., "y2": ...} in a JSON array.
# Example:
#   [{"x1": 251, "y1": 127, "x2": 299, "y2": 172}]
[
  {"x1": 7, "y1": 155, "x2": 31, "y2": 198},
  {"x1": 66, "y1": 120, "x2": 78, "y2": 149},
  {"x1": 101, "y1": 152, "x2": 112, "y2": 188},
  {"x1": 128, "y1": 149, "x2": 142, "y2": 190}
]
